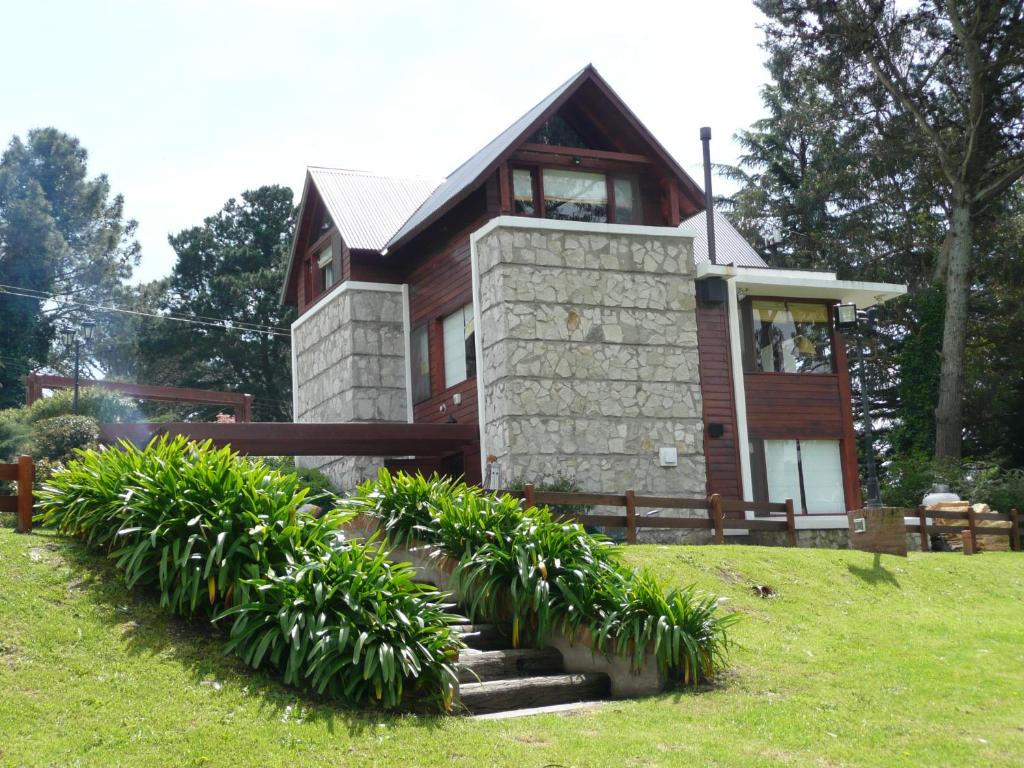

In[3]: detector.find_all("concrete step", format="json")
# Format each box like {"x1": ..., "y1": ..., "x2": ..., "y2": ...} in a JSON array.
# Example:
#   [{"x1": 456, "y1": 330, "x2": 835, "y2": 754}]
[
  {"x1": 456, "y1": 647, "x2": 564, "y2": 683},
  {"x1": 455, "y1": 623, "x2": 511, "y2": 651},
  {"x1": 458, "y1": 673, "x2": 611, "y2": 715}
]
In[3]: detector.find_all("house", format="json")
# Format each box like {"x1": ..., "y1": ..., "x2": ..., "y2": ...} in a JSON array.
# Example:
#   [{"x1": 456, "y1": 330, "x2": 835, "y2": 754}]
[{"x1": 281, "y1": 65, "x2": 905, "y2": 534}]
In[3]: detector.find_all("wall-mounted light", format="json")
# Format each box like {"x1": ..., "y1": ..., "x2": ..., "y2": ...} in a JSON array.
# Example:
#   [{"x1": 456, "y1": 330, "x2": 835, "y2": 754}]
[
  {"x1": 834, "y1": 303, "x2": 858, "y2": 330},
  {"x1": 572, "y1": 156, "x2": 582, "y2": 167}
]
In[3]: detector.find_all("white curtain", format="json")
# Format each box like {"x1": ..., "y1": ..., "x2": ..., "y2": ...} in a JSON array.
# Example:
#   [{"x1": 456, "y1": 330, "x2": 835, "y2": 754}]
[
  {"x1": 799, "y1": 440, "x2": 845, "y2": 513},
  {"x1": 764, "y1": 440, "x2": 801, "y2": 507}
]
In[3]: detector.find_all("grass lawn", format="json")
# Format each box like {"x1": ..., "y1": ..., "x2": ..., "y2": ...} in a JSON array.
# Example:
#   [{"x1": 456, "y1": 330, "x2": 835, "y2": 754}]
[{"x1": 1, "y1": 522, "x2": 1022, "y2": 767}]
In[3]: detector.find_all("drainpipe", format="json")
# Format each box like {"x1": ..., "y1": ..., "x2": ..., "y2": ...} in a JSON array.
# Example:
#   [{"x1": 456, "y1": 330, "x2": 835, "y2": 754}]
[{"x1": 700, "y1": 126, "x2": 717, "y2": 266}]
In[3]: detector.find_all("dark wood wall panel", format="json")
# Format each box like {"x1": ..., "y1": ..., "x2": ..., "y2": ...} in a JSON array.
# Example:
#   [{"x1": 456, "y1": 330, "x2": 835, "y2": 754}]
[
  {"x1": 744, "y1": 374, "x2": 845, "y2": 439},
  {"x1": 696, "y1": 301, "x2": 743, "y2": 501}
]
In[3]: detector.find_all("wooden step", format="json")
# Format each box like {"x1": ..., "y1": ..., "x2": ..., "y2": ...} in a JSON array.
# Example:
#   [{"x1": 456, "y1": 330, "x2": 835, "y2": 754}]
[
  {"x1": 456, "y1": 647, "x2": 563, "y2": 683},
  {"x1": 455, "y1": 623, "x2": 510, "y2": 651},
  {"x1": 458, "y1": 673, "x2": 611, "y2": 715}
]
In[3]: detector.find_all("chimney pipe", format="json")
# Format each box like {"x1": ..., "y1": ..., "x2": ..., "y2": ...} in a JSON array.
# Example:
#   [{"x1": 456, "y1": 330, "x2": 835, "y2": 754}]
[{"x1": 700, "y1": 126, "x2": 717, "y2": 265}]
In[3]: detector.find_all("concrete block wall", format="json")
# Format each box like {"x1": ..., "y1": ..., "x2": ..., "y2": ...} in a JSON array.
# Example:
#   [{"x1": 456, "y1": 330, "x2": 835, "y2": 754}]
[
  {"x1": 290, "y1": 282, "x2": 408, "y2": 491},
  {"x1": 474, "y1": 221, "x2": 707, "y2": 542}
]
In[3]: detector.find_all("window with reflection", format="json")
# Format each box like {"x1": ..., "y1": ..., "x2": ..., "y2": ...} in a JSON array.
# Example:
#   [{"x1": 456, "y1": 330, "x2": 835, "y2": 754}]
[
  {"x1": 744, "y1": 300, "x2": 833, "y2": 374},
  {"x1": 542, "y1": 169, "x2": 608, "y2": 223},
  {"x1": 513, "y1": 168, "x2": 536, "y2": 216}
]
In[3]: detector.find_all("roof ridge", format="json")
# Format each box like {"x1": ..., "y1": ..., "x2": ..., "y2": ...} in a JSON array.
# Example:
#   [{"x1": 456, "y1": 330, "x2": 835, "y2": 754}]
[{"x1": 307, "y1": 166, "x2": 443, "y2": 184}]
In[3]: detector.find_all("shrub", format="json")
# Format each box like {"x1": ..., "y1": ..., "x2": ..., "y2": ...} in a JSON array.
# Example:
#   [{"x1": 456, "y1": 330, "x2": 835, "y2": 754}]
[
  {"x1": 348, "y1": 470, "x2": 736, "y2": 686},
  {"x1": 24, "y1": 387, "x2": 139, "y2": 425},
  {"x1": 507, "y1": 474, "x2": 594, "y2": 519},
  {"x1": 37, "y1": 438, "x2": 462, "y2": 709},
  {"x1": 259, "y1": 456, "x2": 338, "y2": 509},
  {"x1": 28, "y1": 415, "x2": 100, "y2": 461},
  {"x1": 881, "y1": 452, "x2": 1024, "y2": 512},
  {"x1": 0, "y1": 408, "x2": 31, "y2": 463}
]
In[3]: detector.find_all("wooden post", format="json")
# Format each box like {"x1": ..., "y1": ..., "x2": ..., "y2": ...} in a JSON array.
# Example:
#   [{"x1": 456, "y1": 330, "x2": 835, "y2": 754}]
[
  {"x1": 1011, "y1": 508, "x2": 1020, "y2": 553},
  {"x1": 240, "y1": 394, "x2": 254, "y2": 423},
  {"x1": 917, "y1": 506, "x2": 930, "y2": 552},
  {"x1": 625, "y1": 489, "x2": 637, "y2": 545},
  {"x1": 966, "y1": 507, "x2": 978, "y2": 554},
  {"x1": 784, "y1": 498, "x2": 797, "y2": 547},
  {"x1": 523, "y1": 483, "x2": 535, "y2": 510},
  {"x1": 16, "y1": 455, "x2": 33, "y2": 534},
  {"x1": 709, "y1": 494, "x2": 724, "y2": 545}
]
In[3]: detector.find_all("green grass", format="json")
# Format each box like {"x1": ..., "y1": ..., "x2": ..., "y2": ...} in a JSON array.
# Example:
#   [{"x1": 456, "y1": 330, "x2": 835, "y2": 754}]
[{"x1": 2, "y1": 522, "x2": 1023, "y2": 767}]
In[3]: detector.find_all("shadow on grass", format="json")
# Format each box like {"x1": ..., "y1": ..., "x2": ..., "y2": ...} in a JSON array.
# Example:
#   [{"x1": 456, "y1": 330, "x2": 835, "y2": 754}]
[
  {"x1": 846, "y1": 552, "x2": 901, "y2": 588},
  {"x1": 36, "y1": 528, "x2": 451, "y2": 736}
]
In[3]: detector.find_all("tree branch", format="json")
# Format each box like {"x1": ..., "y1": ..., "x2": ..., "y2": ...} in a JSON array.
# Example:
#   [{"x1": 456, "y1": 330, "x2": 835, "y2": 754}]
[{"x1": 973, "y1": 155, "x2": 1024, "y2": 205}]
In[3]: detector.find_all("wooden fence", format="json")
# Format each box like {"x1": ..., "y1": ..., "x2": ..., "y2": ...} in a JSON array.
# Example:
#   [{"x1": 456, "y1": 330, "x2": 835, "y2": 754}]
[
  {"x1": 0, "y1": 456, "x2": 35, "y2": 533},
  {"x1": 501, "y1": 485, "x2": 798, "y2": 546},
  {"x1": 906, "y1": 506, "x2": 1021, "y2": 552}
]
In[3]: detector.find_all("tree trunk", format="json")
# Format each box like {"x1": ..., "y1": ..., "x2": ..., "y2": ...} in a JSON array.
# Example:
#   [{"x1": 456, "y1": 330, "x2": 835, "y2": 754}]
[{"x1": 933, "y1": 197, "x2": 972, "y2": 459}]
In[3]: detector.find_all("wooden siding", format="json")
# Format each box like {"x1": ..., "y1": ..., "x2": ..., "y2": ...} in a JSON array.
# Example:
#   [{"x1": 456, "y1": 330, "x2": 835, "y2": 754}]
[
  {"x1": 744, "y1": 374, "x2": 845, "y2": 439},
  {"x1": 696, "y1": 301, "x2": 742, "y2": 501}
]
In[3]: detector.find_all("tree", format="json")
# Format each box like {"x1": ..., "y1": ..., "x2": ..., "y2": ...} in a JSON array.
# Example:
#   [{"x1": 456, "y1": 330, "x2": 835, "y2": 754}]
[
  {"x1": 133, "y1": 187, "x2": 296, "y2": 421},
  {"x1": 0, "y1": 128, "x2": 139, "y2": 407},
  {"x1": 750, "y1": 0, "x2": 1024, "y2": 458}
]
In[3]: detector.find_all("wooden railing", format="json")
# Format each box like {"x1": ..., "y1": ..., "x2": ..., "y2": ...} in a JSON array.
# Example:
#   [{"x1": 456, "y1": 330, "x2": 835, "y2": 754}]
[
  {"x1": 906, "y1": 507, "x2": 1021, "y2": 552},
  {"x1": 0, "y1": 456, "x2": 35, "y2": 533},
  {"x1": 500, "y1": 485, "x2": 798, "y2": 546}
]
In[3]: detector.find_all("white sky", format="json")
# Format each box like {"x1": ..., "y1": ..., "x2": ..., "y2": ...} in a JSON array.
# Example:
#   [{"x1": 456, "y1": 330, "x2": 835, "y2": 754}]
[{"x1": 1, "y1": 0, "x2": 770, "y2": 283}]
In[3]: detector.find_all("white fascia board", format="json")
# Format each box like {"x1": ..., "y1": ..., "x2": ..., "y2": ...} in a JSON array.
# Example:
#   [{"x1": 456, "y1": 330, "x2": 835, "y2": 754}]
[
  {"x1": 473, "y1": 215, "x2": 697, "y2": 242},
  {"x1": 697, "y1": 263, "x2": 906, "y2": 306},
  {"x1": 290, "y1": 279, "x2": 405, "y2": 333}
]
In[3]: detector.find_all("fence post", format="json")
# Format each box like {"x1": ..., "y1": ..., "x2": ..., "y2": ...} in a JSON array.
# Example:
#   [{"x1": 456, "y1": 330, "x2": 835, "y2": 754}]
[
  {"x1": 16, "y1": 455, "x2": 33, "y2": 534},
  {"x1": 917, "y1": 506, "x2": 930, "y2": 552},
  {"x1": 240, "y1": 394, "x2": 254, "y2": 423},
  {"x1": 709, "y1": 494, "x2": 724, "y2": 545},
  {"x1": 784, "y1": 498, "x2": 797, "y2": 547},
  {"x1": 966, "y1": 506, "x2": 978, "y2": 554},
  {"x1": 625, "y1": 489, "x2": 637, "y2": 545},
  {"x1": 1010, "y1": 508, "x2": 1020, "y2": 553},
  {"x1": 523, "y1": 483, "x2": 535, "y2": 510}
]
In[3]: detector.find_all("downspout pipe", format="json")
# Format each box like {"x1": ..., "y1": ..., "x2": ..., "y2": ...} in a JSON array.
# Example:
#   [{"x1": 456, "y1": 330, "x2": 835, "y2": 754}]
[{"x1": 700, "y1": 126, "x2": 717, "y2": 265}]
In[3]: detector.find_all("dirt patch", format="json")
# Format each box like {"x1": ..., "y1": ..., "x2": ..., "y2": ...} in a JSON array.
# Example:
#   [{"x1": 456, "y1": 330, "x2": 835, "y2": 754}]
[
  {"x1": 512, "y1": 735, "x2": 553, "y2": 745},
  {"x1": 0, "y1": 642, "x2": 21, "y2": 670}
]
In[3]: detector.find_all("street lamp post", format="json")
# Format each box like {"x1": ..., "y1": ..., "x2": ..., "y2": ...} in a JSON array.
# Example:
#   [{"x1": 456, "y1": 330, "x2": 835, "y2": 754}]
[
  {"x1": 60, "y1": 320, "x2": 95, "y2": 415},
  {"x1": 835, "y1": 303, "x2": 882, "y2": 508}
]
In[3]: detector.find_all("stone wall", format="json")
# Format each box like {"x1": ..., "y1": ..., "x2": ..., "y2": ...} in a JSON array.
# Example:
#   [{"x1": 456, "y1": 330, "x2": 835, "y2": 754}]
[
  {"x1": 474, "y1": 223, "x2": 706, "y2": 541},
  {"x1": 291, "y1": 283, "x2": 407, "y2": 490}
]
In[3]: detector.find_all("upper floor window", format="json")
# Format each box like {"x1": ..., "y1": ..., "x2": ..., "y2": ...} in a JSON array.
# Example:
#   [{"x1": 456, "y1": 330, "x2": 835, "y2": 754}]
[
  {"x1": 512, "y1": 167, "x2": 640, "y2": 225},
  {"x1": 743, "y1": 299, "x2": 833, "y2": 374},
  {"x1": 410, "y1": 324, "x2": 430, "y2": 403},
  {"x1": 317, "y1": 244, "x2": 335, "y2": 292},
  {"x1": 442, "y1": 303, "x2": 476, "y2": 388}
]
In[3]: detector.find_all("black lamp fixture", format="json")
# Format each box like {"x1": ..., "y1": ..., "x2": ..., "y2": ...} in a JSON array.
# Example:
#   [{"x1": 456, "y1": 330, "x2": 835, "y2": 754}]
[
  {"x1": 834, "y1": 303, "x2": 882, "y2": 508},
  {"x1": 61, "y1": 318, "x2": 96, "y2": 415}
]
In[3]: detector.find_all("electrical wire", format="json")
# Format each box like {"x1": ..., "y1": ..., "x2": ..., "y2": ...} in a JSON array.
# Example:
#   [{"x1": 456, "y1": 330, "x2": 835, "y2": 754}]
[{"x1": 0, "y1": 283, "x2": 292, "y2": 338}]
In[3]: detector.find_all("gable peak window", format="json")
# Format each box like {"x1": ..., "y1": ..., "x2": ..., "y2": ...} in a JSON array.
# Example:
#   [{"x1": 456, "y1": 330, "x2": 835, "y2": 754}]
[
  {"x1": 528, "y1": 114, "x2": 589, "y2": 148},
  {"x1": 317, "y1": 244, "x2": 335, "y2": 292}
]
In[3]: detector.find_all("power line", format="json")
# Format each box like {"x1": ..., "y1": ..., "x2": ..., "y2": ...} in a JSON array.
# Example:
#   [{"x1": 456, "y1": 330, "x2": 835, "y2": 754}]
[
  {"x1": 0, "y1": 281, "x2": 291, "y2": 335},
  {"x1": 0, "y1": 284, "x2": 291, "y2": 338}
]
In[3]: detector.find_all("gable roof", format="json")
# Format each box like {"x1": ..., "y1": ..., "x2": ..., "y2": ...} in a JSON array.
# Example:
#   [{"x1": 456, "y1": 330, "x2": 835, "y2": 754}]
[
  {"x1": 308, "y1": 167, "x2": 440, "y2": 251},
  {"x1": 682, "y1": 209, "x2": 768, "y2": 268},
  {"x1": 384, "y1": 64, "x2": 706, "y2": 252}
]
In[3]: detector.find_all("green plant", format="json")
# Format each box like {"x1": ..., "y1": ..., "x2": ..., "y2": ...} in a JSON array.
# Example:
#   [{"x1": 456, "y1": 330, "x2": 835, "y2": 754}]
[
  {"x1": 219, "y1": 524, "x2": 460, "y2": 708},
  {"x1": 36, "y1": 438, "x2": 463, "y2": 709},
  {"x1": 24, "y1": 387, "x2": 139, "y2": 425},
  {"x1": 881, "y1": 452, "x2": 1024, "y2": 512},
  {"x1": 350, "y1": 470, "x2": 736, "y2": 686},
  {"x1": 0, "y1": 407, "x2": 31, "y2": 462},
  {"x1": 28, "y1": 415, "x2": 100, "y2": 461},
  {"x1": 260, "y1": 456, "x2": 338, "y2": 509},
  {"x1": 507, "y1": 474, "x2": 594, "y2": 519}
]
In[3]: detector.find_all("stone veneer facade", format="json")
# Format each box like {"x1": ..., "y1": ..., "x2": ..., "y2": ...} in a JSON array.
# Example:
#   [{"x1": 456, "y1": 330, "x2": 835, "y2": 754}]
[
  {"x1": 473, "y1": 221, "x2": 706, "y2": 541},
  {"x1": 290, "y1": 282, "x2": 408, "y2": 490}
]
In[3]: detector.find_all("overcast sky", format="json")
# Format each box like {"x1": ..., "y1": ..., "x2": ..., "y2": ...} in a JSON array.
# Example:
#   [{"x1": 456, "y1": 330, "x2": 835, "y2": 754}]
[{"x1": 2, "y1": 0, "x2": 770, "y2": 283}]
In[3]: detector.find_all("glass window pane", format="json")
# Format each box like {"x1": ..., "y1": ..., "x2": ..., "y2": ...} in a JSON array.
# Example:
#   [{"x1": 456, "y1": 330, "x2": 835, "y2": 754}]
[
  {"x1": 411, "y1": 325, "x2": 430, "y2": 403},
  {"x1": 750, "y1": 300, "x2": 833, "y2": 374},
  {"x1": 799, "y1": 440, "x2": 845, "y2": 513},
  {"x1": 513, "y1": 169, "x2": 535, "y2": 215},
  {"x1": 443, "y1": 304, "x2": 476, "y2": 388},
  {"x1": 542, "y1": 169, "x2": 608, "y2": 223},
  {"x1": 764, "y1": 439, "x2": 802, "y2": 509},
  {"x1": 613, "y1": 175, "x2": 639, "y2": 224}
]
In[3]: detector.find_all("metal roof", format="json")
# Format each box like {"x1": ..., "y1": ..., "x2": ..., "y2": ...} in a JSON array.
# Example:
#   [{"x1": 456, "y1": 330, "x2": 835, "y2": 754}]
[
  {"x1": 681, "y1": 209, "x2": 768, "y2": 268},
  {"x1": 308, "y1": 167, "x2": 440, "y2": 251},
  {"x1": 384, "y1": 66, "x2": 590, "y2": 251}
]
